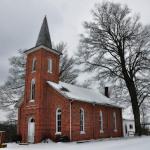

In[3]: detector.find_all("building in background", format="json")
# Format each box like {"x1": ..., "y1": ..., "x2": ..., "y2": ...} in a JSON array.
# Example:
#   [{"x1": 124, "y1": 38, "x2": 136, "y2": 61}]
[{"x1": 123, "y1": 119, "x2": 135, "y2": 137}]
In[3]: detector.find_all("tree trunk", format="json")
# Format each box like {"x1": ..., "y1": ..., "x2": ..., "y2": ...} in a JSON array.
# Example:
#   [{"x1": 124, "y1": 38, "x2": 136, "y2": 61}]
[
  {"x1": 125, "y1": 81, "x2": 142, "y2": 136},
  {"x1": 120, "y1": 55, "x2": 142, "y2": 135}
]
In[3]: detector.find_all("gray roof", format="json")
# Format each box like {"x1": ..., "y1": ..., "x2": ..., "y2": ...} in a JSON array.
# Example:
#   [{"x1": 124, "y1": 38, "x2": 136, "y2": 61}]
[
  {"x1": 36, "y1": 16, "x2": 52, "y2": 49},
  {"x1": 47, "y1": 81, "x2": 122, "y2": 108}
]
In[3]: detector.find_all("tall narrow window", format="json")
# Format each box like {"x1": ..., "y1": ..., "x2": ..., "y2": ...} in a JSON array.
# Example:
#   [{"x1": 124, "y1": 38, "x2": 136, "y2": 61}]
[
  {"x1": 113, "y1": 112, "x2": 117, "y2": 132},
  {"x1": 56, "y1": 108, "x2": 61, "y2": 134},
  {"x1": 48, "y1": 59, "x2": 52, "y2": 73},
  {"x1": 30, "y1": 79, "x2": 35, "y2": 101},
  {"x1": 32, "y1": 58, "x2": 36, "y2": 72},
  {"x1": 100, "y1": 110, "x2": 104, "y2": 133},
  {"x1": 80, "y1": 108, "x2": 85, "y2": 134}
]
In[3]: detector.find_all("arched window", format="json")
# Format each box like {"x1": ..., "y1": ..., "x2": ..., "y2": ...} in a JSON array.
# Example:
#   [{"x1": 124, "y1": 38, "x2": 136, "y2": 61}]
[
  {"x1": 113, "y1": 112, "x2": 117, "y2": 132},
  {"x1": 56, "y1": 108, "x2": 61, "y2": 134},
  {"x1": 30, "y1": 79, "x2": 35, "y2": 101},
  {"x1": 32, "y1": 58, "x2": 37, "y2": 72},
  {"x1": 80, "y1": 108, "x2": 85, "y2": 133},
  {"x1": 48, "y1": 58, "x2": 52, "y2": 73},
  {"x1": 100, "y1": 110, "x2": 104, "y2": 133}
]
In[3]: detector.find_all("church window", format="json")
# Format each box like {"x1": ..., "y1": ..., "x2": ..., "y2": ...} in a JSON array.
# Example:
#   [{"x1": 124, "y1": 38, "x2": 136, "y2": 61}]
[
  {"x1": 56, "y1": 108, "x2": 61, "y2": 134},
  {"x1": 30, "y1": 79, "x2": 35, "y2": 101},
  {"x1": 48, "y1": 58, "x2": 52, "y2": 73},
  {"x1": 80, "y1": 108, "x2": 85, "y2": 134},
  {"x1": 113, "y1": 112, "x2": 117, "y2": 132},
  {"x1": 100, "y1": 110, "x2": 104, "y2": 133},
  {"x1": 32, "y1": 58, "x2": 37, "y2": 72}
]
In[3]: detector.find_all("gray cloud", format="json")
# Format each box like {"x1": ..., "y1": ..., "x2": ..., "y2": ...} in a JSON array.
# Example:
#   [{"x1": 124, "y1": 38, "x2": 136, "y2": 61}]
[{"x1": 0, "y1": 0, "x2": 150, "y2": 85}]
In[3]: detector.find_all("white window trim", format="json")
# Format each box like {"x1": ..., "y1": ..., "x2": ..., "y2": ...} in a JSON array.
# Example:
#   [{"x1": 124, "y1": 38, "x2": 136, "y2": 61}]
[
  {"x1": 48, "y1": 58, "x2": 52, "y2": 73},
  {"x1": 32, "y1": 58, "x2": 36, "y2": 72},
  {"x1": 80, "y1": 131, "x2": 85, "y2": 134},
  {"x1": 113, "y1": 112, "x2": 117, "y2": 132},
  {"x1": 29, "y1": 99, "x2": 35, "y2": 103},
  {"x1": 30, "y1": 78, "x2": 35, "y2": 101},
  {"x1": 55, "y1": 132, "x2": 61, "y2": 135},
  {"x1": 100, "y1": 110, "x2": 104, "y2": 133},
  {"x1": 80, "y1": 108, "x2": 85, "y2": 134},
  {"x1": 55, "y1": 108, "x2": 62, "y2": 135}
]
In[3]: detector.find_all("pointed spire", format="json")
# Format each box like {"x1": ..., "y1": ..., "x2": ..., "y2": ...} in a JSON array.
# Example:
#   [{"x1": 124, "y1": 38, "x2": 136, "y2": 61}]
[{"x1": 36, "y1": 16, "x2": 52, "y2": 49}]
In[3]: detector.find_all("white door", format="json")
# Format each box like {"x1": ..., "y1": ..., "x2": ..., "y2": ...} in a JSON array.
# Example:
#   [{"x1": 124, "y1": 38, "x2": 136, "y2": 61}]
[{"x1": 28, "y1": 118, "x2": 35, "y2": 143}]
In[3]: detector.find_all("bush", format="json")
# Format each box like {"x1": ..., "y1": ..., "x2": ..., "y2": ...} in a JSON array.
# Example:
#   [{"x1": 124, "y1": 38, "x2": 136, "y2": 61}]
[
  {"x1": 0, "y1": 123, "x2": 17, "y2": 142},
  {"x1": 12, "y1": 134, "x2": 22, "y2": 143},
  {"x1": 141, "y1": 127, "x2": 150, "y2": 135},
  {"x1": 55, "y1": 135, "x2": 70, "y2": 142}
]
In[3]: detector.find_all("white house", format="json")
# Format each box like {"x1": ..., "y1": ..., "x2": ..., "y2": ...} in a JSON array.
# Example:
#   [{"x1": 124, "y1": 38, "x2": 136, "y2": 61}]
[{"x1": 123, "y1": 119, "x2": 135, "y2": 137}]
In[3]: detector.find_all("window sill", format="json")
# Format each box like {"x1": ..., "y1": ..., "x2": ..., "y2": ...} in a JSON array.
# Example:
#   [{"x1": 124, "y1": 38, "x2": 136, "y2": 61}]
[
  {"x1": 114, "y1": 129, "x2": 118, "y2": 132},
  {"x1": 55, "y1": 132, "x2": 61, "y2": 135},
  {"x1": 48, "y1": 71, "x2": 52, "y2": 74},
  {"x1": 80, "y1": 131, "x2": 85, "y2": 134},
  {"x1": 32, "y1": 71, "x2": 36, "y2": 73},
  {"x1": 100, "y1": 130, "x2": 104, "y2": 133},
  {"x1": 29, "y1": 100, "x2": 35, "y2": 103}
]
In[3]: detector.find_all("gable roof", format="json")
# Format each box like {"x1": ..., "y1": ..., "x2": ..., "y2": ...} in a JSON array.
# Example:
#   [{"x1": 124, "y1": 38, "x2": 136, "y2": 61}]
[{"x1": 47, "y1": 81, "x2": 121, "y2": 108}]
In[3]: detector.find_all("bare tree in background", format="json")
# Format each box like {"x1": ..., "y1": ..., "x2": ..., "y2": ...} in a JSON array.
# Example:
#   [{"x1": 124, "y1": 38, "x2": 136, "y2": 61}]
[
  {"x1": 77, "y1": 1, "x2": 150, "y2": 135},
  {"x1": 55, "y1": 42, "x2": 78, "y2": 84},
  {"x1": 0, "y1": 42, "x2": 78, "y2": 108}
]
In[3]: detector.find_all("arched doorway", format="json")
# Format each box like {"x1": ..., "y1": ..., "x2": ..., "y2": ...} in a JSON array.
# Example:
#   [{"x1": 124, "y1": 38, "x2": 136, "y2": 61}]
[{"x1": 28, "y1": 117, "x2": 35, "y2": 143}]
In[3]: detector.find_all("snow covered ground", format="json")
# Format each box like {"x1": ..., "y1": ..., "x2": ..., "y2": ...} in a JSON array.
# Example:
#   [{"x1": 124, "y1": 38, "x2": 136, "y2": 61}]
[{"x1": 5, "y1": 136, "x2": 150, "y2": 150}]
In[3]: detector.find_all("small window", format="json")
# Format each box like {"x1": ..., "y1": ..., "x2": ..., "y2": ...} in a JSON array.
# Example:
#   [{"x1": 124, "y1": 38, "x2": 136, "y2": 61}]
[
  {"x1": 32, "y1": 58, "x2": 37, "y2": 72},
  {"x1": 80, "y1": 108, "x2": 85, "y2": 133},
  {"x1": 129, "y1": 124, "x2": 133, "y2": 129},
  {"x1": 56, "y1": 108, "x2": 61, "y2": 134},
  {"x1": 113, "y1": 112, "x2": 117, "y2": 132},
  {"x1": 100, "y1": 110, "x2": 104, "y2": 133},
  {"x1": 30, "y1": 79, "x2": 35, "y2": 101},
  {"x1": 48, "y1": 59, "x2": 52, "y2": 73}
]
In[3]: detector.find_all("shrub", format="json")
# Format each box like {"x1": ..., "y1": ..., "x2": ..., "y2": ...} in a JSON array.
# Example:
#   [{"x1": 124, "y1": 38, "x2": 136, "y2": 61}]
[{"x1": 55, "y1": 135, "x2": 70, "y2": 142}]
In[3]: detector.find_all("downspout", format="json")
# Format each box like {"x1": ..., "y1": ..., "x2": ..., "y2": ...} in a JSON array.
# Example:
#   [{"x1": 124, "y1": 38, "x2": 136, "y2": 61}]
[
  {"x1": 70, "y1": 100, "x2": 73, "y2": 141},
  {"x1": 93, "y1": 103, "x2": 96, "y2": 139}
]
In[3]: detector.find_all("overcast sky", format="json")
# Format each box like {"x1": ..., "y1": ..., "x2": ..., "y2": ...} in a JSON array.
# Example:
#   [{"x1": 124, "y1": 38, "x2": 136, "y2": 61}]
[{"x1": 0, "y1": 0, "x2": 150, "y2": 85}]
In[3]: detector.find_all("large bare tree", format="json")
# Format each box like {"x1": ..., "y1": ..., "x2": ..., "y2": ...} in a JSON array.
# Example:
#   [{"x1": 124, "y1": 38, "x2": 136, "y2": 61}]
[{"x1": 77, "y1": 2, "x2": 150, "y2": 135}]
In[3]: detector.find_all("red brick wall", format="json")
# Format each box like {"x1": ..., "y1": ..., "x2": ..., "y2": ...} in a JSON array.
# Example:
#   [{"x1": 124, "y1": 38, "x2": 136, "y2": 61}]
[
  {"x1": 18, "y1": 48, "x2": 60, "y2": 143},
  {"x1": 71, "y1": 101, "x2": 123, "y2": 141},
  {"x1": 18, "y1": 47, "x2": 123, "y2": 143},
  {"x1": 46, "y1": 85, "x2": 70, "y2": 140},
  {"x1": 45, "y1": 86, "x2": 123, "y2": 142}
]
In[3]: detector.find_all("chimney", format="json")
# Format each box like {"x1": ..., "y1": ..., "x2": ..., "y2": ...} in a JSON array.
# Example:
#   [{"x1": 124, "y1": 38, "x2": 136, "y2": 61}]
[{"x1": 105, "y1": 87, "x2": 109, "y2": 98}]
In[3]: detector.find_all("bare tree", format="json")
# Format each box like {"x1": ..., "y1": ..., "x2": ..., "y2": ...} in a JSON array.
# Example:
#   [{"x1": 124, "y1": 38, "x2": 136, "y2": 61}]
[
  {"x1": 77, "y1": 1, "x2": 150, "y2": 135},
  {"x1": 55, "y1": 42, "x2": 78, "y2": 84}
]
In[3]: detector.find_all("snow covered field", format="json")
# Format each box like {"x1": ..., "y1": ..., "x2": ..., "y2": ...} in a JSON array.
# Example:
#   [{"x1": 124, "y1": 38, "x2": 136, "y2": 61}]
[{"x1": 5, "y1": 136, "x2": 150, "y2": 150}]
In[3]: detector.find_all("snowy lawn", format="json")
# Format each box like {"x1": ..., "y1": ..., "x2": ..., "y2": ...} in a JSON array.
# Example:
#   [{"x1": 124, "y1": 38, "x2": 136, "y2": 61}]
[{"x1": 5, "y1": 136, "x2": 150, "y2": 150}]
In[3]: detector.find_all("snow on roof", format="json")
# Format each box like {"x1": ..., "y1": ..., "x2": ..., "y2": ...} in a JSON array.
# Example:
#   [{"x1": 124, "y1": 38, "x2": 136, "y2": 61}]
[{"x1": 47, "y1": 81, "x2": 121, "y2": 108}]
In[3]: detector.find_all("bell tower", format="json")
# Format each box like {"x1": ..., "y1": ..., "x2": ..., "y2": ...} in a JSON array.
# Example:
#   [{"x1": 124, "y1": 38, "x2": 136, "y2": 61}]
[{"x1": 19, "y1": 16, "x2": 61, "y2": 143}]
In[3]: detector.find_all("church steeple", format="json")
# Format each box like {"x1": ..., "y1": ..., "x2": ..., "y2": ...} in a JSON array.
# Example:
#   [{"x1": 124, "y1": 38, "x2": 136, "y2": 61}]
[{"x1": 36, "y1": 16, "x2": 52, "y2": 49}]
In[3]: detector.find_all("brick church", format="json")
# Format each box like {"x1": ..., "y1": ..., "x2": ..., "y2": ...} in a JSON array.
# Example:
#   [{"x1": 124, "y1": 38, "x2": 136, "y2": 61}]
[{"x1": 17, "y1": 17, "x2": 123, "y2": 143}]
